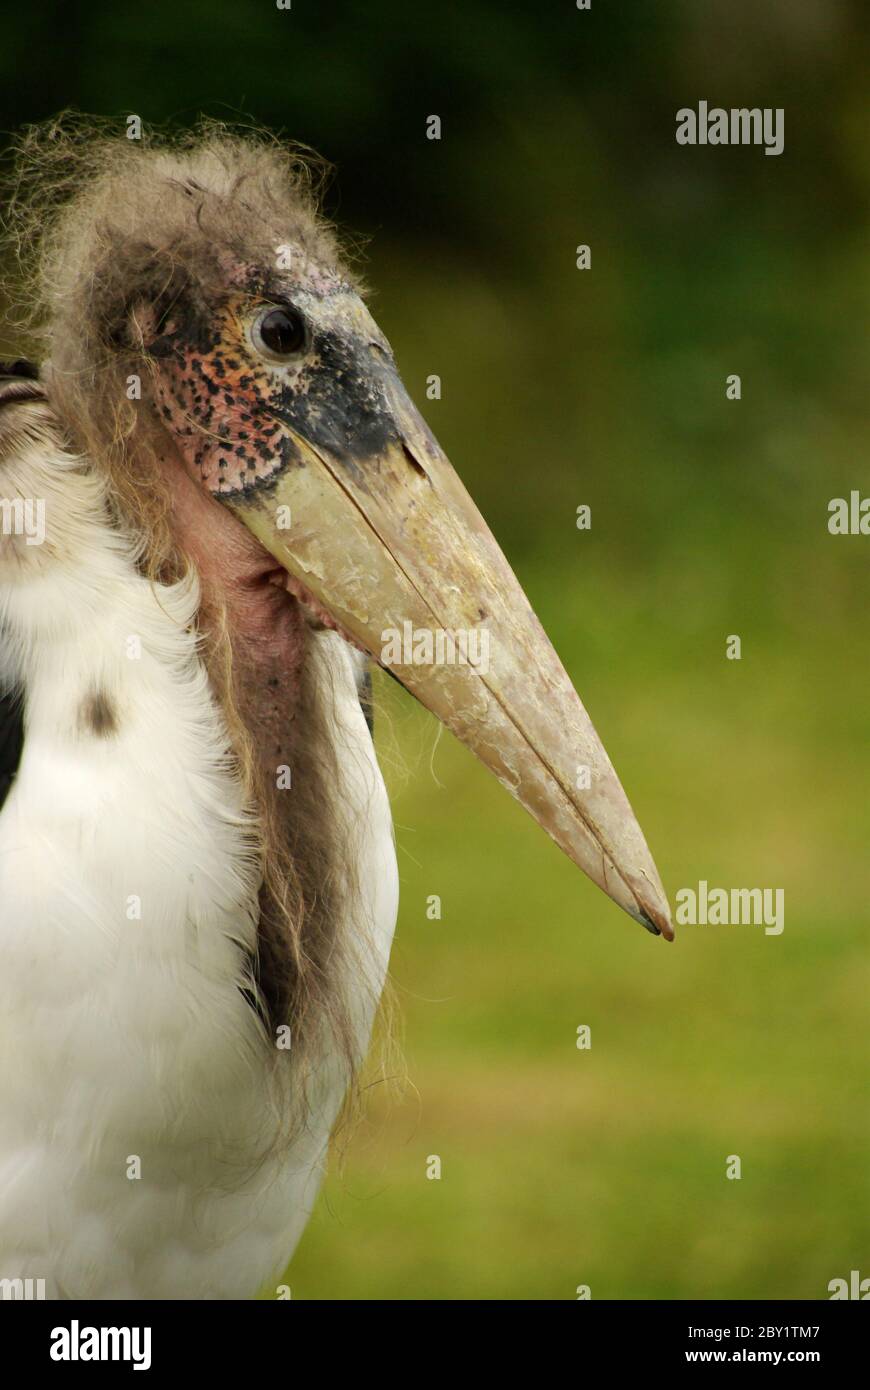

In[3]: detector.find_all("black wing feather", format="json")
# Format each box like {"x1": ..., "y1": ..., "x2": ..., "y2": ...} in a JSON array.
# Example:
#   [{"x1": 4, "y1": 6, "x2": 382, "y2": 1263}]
[
  {"x1": 0, "y1": 688, "x2": 24, "y2": 813},
  {"x1": 0, "y1": 360, "x2": 39, "y2": 811}
]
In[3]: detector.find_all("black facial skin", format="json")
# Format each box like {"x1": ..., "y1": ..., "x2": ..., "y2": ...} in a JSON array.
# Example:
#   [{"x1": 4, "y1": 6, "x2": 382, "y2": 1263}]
[{"x1": 275, "y1": 328, "x2": 401, "y2": 466}]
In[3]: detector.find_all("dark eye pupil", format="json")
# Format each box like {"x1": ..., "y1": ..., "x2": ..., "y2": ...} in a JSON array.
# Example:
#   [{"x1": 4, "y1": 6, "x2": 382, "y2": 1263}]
[{"x1": 259, "y1": 307, "x2": 305, "y2": 356}]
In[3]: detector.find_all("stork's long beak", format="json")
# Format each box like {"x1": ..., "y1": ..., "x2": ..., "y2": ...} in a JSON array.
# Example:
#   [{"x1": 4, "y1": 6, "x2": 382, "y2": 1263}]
[{"x1": 222, "y1": 366, "x2": 672, "y2": 940}]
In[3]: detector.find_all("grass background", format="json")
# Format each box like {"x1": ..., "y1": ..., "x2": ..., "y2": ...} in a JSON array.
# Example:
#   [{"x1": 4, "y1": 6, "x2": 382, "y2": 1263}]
[
  {"x1": 1, "y1": 0, "x2": 867, "y2": 1298},
  {"x1": 287, "y1": 238, "x2": 869, "y2": 1299}
]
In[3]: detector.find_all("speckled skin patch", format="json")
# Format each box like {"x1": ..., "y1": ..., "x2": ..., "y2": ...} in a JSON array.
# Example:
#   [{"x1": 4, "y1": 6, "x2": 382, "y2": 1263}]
[{"x1": 148, "y1": 270, "x2": 403, "y2": 499}]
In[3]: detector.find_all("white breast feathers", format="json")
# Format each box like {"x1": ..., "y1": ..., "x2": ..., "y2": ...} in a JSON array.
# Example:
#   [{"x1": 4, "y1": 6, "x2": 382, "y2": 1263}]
[{"x1": 0, "y1": 398, "x2": 398, "y2": 1298}]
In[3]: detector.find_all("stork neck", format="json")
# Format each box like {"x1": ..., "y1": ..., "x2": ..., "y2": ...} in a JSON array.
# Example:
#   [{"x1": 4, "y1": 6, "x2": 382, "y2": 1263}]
[{"x1": 156, "y1": 444, "x2": 310, "y2": 742}]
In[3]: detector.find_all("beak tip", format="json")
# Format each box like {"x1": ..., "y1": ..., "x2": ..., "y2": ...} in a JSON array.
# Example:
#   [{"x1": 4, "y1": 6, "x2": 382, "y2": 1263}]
[
  {"x1": 636, "y1": 902, "x2": 675, "y2": 942},
  {"x1": 620, "y1": 872, "x2": 674, "y2": 941}
]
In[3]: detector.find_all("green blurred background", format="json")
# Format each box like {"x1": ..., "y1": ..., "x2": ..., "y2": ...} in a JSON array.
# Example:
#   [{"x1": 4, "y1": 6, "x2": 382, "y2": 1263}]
[{"x1": 2, "y1": 0, "x2": 868, "y2": 1299}]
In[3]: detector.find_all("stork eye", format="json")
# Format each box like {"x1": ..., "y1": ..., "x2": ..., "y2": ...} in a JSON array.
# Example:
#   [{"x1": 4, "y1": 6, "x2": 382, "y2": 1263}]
[{"x1": 252, "y1": 305, "x2": 307, "y2": 360}]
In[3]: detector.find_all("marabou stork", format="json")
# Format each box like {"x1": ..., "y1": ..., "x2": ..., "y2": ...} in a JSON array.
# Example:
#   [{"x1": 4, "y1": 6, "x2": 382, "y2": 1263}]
[{"x1": 0, "y1": 120, "x2": 671, "y2": 1299}]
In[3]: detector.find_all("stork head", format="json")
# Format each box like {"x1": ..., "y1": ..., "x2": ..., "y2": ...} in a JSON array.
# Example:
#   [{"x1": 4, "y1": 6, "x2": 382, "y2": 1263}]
[{"x1": 11, "y1": 120, "x2": 672, "y2": 940}]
